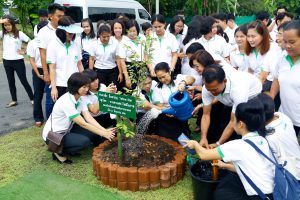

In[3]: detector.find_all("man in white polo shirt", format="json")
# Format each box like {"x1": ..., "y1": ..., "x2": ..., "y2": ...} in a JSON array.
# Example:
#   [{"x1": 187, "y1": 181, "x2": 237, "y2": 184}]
[
  {"x1": 37, "y1": 3, "x2": 65, "y2": 119},
  {"x1": 199, "y1": 64, "x2": 262, "y2": 148}
]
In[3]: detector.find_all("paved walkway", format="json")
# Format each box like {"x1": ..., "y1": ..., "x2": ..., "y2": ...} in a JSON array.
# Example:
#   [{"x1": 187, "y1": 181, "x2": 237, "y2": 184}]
[{"x1": 0, "y1": 63, "x2": 41, "y2": 136}]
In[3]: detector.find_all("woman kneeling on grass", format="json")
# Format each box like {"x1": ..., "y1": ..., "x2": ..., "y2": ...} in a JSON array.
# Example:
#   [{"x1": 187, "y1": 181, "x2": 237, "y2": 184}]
[
  {"x1": 182, "y1": 98, "x2": 275, "y2": 200},
  {"x1": 42, "y1": 72, "x2": 116, "y2": 164}
]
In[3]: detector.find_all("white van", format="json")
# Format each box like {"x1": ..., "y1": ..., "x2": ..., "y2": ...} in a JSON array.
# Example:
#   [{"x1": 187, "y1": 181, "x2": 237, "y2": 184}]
[{"x1": 54, "y1": 0, "x2": 151, "y2": 27}]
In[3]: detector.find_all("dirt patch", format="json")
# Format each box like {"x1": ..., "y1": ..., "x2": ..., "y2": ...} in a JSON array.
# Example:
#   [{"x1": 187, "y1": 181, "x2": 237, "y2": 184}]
[{"x1": 98, "y1": 135, "x2": 176, "y2": 168}]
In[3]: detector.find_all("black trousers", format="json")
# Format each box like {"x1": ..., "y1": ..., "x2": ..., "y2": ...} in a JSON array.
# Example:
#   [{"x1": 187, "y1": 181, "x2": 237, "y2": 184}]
[
  {"x1": 68, "y1": 124, "x2": 105, "y2": 149},
  {"x1": 294, "y1": 126, "x2": 300, "y2": 137},
  {"x1": 154, "y1": 114, "x2": 190, "y2": 142},
  {"x1": 3, "y1": 59, "x2": 34, "y2": 101},
  {"x1": 94, "y1": 67, "x2": 119, "y2": 87},
  {"x1": 32, "y1": 68, "x2": 45, "y2": 122},
  {"x1": 197, "y1": 102, "x2": 239, "y2": 144},
  {"x1": 214, "y1": 172, "x2": 273, "y2": 200},
  {"x1": 262, "y1": 80, "x2": 280, "y2": 111}
]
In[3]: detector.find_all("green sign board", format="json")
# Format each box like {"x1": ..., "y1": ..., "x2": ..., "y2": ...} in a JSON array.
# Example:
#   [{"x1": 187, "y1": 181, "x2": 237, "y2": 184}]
[{"x1": 98, "y1": 91, "x2": 136, "y2": 119}]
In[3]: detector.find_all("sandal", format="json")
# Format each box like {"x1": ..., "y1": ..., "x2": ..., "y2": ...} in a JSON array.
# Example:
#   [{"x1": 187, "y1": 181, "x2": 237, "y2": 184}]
[{"x1": 6, "y1": 101, "x2": 18, "y2": 108}]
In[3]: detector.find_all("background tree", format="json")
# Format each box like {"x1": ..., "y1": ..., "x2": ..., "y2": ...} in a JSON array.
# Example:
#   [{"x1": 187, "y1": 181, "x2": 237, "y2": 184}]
[{"x1": 12, "y1": 0, "x2": 53, "y2": 37}]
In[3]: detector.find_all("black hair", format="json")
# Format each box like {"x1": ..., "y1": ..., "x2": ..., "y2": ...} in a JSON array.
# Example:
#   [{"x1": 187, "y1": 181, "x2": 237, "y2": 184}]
[
  {"x1": 126, "y1": 19, "x2": 140, "y2": 35},
  {"x1": 257, "y1": 93, "x2": 275, "y2": 122},
  {"x1": 98, "y1": 24, "x2": 111, "y2": 36},
  {"x1": 182, "y1": 20, "x2": 202, "y2": 45},
  {"x1": 81, "y1": 18, "x2": 96, "y2": 39},
  {"x1": 189, "y1": 50, "x2": 220, "y2": 69},
  {"x1": 56, "y1": 16, "x2": 76, "y2": 44},
  {"x1": 151, "y1": 14, "x2": 165, "y2": 24},
  {"x1": 256, "y1": 11, "x2": 270, "y2": 21},
  {"x1": 2, "y1": 15, "x2": 19, "y2": 38},
  {"x1": 48, "y1": 3, "x2": 65, "y2": 15},
  {"x1": 277, "y1": 21, "x2": 290, "y2": 31},
  {"x1": 217, "y1": 25, "x2": 229, "y2": 43},
  {"x1": 200, "y1": 16, "x2": 217, "y2": 35},
  {"x1": 275, "y1": 12, "x2": 294, "y2": 25},
  {"x1": 234, "y1": 23, "x2": 248, "y2": 35},
  {"x1": 38, "y1": 9, "x2": 48, "y2": 17},
  {"x1": 111, "y1": 19, "x2": 125, "y2": 36},
  {"x1": 191, "y1": 15, "x2": 204, "y2": 23},
  {"x1": 37, "y1": 21, "x2": 48, "y2": 33},
  {"x1": 168, "y1": 15, "x2": 184, "y2": 35},
  {"x1": 67, "y1": 72, "x2": 91, "y2": 95},
  {"x1": 82, "y1": 69, "x2": 98, "y2": 82},
  {"x1": 283, "y1": 20, "x2": 300, "y2": 37},
  {"x1": 235, "y1": 98, "x2": 266, "y2": 136},
  {"x1": 154, "y1": 62, "x2": 176, "y2": 88},
  {"x1": 202, "y1": 64, "x2": 225, "y2": 84},
  {"x1": 141, "y1": 22, "x2": 152, "y2": 32},
  {"x1": 186, "y1": 42, "x2": 205, "y2": 55},
  {"x1": 214, "y1": 13, "x2": 228, "y2": 23},
  {"x1": 177, "y1": 10, "x2": 185, "y2": 15},
  {"x1": 227, "y1": 13, "x2": 235, "y2": 21},
  {"x1": 276, "y1": 5, "x2": 288, "y2": 14}
]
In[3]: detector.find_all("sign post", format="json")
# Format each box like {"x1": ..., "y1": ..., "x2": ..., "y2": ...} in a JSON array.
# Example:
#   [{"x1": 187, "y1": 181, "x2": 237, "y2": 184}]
[{"x1": 97, "y1": 91, "x2": 136, "y2": 119}]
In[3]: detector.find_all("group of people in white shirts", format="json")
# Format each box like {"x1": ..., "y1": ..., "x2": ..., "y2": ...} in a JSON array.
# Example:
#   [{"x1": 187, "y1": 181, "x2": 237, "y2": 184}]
[{"x1": 0, "y1": 3, "x2": 300, "y2": 198}]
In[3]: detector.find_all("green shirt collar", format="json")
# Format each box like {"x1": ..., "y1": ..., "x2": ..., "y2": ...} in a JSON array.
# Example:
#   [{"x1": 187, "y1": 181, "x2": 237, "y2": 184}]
[
  {"x1": 68, "y1": 93, "x2": 81, "y2": 109},
  {"x1": 285, "y1": 55, "x2": 300, "y2": 69}
]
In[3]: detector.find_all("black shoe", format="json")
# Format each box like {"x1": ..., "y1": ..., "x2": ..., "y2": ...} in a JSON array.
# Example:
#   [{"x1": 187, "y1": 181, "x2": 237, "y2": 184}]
[
  {"x1": 68, "y1": 152, "x2": 81, "y2": 157},
  {"x1": 52, "y1": 153, "x2": 73, "y2": 164}
]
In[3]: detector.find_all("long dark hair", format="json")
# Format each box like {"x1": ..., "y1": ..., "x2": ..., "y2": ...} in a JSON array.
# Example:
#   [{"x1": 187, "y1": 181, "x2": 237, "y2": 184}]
[
  {"x1": 2, "y1": 15, "x2": 19, "y2": 38},
  {"x1": 182, "y1": 20, "x2": 202, "y2": 45},
  {"x1": 235, "y1": 98, "x2": 266, "y2": 137},
  {"x1": 81, "y1": 18, "x2": 96, "y2": 39},
  {"x1": 168, "y1": 15, "x2": 184, "y2": 35},
  {"x1": 245, "y1": 20, "x2": 270, "y2": 56}
]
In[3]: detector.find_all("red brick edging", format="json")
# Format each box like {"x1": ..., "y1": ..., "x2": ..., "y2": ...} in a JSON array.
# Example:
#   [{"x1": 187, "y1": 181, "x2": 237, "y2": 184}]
[{"x1": 92, "y1": 135, "x2": 186, "y2": 191}]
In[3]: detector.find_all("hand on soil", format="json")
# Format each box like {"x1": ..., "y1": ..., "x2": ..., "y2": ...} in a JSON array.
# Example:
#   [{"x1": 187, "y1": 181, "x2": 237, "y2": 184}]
[{"x1": 103, "y1": 128, "x2": 116, "y2": 141}]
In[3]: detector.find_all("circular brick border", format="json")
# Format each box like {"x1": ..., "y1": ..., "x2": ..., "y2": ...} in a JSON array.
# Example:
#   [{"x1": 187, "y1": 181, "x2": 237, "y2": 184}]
[{"x1": 92, "y1": 135, "x2": 186, "y2": 191}]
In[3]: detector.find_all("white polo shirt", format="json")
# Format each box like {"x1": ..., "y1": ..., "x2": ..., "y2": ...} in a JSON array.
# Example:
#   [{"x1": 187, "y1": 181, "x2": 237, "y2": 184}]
[
  {"x1": 81, "y1": 84, "x2": 107, "y2": 117},
  {"x1": 152, "y1": 74, "x2": 187, "y2": 106},
  {"x1": 74, "y1": 35, "x2": 97, "y2": 54},
  {"x1": 117, "y1": 36, "x2": 145, "y2": 62},
  {"x1": 197, "y1": 35, "x2": 230, "y2": 59},
  {"x1": 273, "y1": 53, "x2": 300, "y2": 126},
  {"x1": 224, "y1": 26, "x2": 236, "y2": 46},
  {"x1": 37, "y1": 23, "x2": 57, "y2": 49},
  {"x1": 266, "y1": 112, "x2": 300, "y2": 180},
  {"x1": 230, "y1": 48, "x2": 248, "y2": 72},
  {"x1": 218, "y1": 132, "x2": 275, "y2": 196},
  {"x1": 0, "y1": 31, "x2": 30, "y2": 60},
  {"x1": 89, "y1": 38, "x2": 119, "y2": 70},
  {"x1": 151, "y1": 31, "x2": 179, "y2": 69},
  {"x1": 202, "y1": 71, "x2": 262, "y2": 112},
  {"x1": 46, "y1": 38, "x2": 82, "y2": 87},
  {"x1": 245, "y1": 45, "x2": 279, "y2": 81},
  {"x1": 42, "y1": 92, "x2": 88, "y2": 141},
  {"x1": 27, "y1": 38, "x2": 42, "y2": 68}
]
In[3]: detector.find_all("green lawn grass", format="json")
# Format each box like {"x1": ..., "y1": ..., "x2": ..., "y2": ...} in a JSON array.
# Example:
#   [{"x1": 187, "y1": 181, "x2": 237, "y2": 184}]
[{"x1": 0, "y1": 123, "x2": 198, "y2": 200}]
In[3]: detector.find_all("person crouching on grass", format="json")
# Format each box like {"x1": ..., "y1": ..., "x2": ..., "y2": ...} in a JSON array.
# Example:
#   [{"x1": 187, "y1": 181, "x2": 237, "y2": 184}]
[
  {"x1": 182, "y1": 98, "x2": 275, "y2": 200},
  {"x1": 42, "y1": 72, "x2": 116, "y2": 164}
]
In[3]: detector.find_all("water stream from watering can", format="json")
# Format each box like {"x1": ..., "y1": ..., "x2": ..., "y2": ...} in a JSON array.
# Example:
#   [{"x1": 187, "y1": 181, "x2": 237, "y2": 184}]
[{"x1": 136, "y1": 108, "x2": 161, "y2": 135}]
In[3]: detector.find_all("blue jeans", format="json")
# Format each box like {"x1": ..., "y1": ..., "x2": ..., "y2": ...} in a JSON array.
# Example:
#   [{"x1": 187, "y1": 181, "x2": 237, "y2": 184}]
[
  {"x1": 32, "y1": 69, "x2": 45, "y2": 122},
  {"x1": 45, "y1": 84, "x2": 53, "y2": 119},
  {"x1": 45, "y1": 86, "x2": 67, "y2": 119}
]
